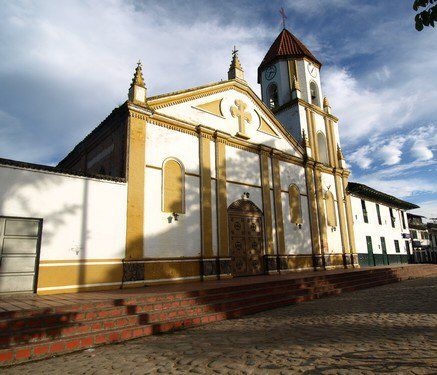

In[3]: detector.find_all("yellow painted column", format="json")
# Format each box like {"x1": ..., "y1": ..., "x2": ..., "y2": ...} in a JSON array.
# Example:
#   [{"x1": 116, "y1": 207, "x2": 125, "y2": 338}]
[
  {"x1": 324, "y1": 118, "x2": 336, "y2": 168},
  {"x1": 260, "y1": 147, "x2": 274, "y2": 255},
  {"x1": 306, "y1": 108, "x2": 319, "y2": 161},
  {"x1": 272, "y1": 155, "x2": 286, "y2": 255},
  {"x1": 334, "y1": 172, "x2": 350, "y2": 267},
  {"x1": 342, "y1": 174, "x2": 358, "y2": 266},
  {"x1": 199, "y1": 129, "x2": 213, "y2": 260},
  {"x1": 125, "y1": 111, "x2": 146, "y2": 260},
  {"x1": 305, "y1": 163, "x2": 323, "y2": 269},
  {"x1": 314, "y1": 166, "x2": 328, "y2": 256},
  {"x1": 215, "y1": 134, "x2": 229, "y2": 259}
]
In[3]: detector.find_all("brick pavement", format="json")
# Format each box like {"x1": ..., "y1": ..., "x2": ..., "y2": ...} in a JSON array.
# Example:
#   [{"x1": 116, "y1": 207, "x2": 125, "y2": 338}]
[{"x1": 3, "y1": 275, "x2": 436, "y2": 374}]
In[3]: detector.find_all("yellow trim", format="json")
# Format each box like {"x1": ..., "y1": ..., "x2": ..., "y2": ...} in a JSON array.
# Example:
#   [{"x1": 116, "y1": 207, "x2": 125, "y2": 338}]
[
  {"x1": 334, "y1": 174, "x2": 349, "y2": 254},
  {"x1": 216, "y1": 140, "x2": 229, "y2": 257},
  {"x1": 125, "y1": 111, "x2": 146, "y2": 260},
  {"x1": 37, "y1": 262, "x2": 123, "y2": 291},
  {"x1": 314, "y1": 168, "x2": 328, "y2": 253},
  {"x1": 162, "y1": 158, "x2": 185, "y2": 214},
  {"x1": 36, "y1": 259, "x2": 202, "y2": 295},
  {"x1": 272, "y1": 157, "x2": 286, "y2": 254},
  {"x1": 305, "y1": 166, "x2": 321, "y2": 255},
  {"x1": 256, "y1": 110, "x2": 279, "y2": 138},
  {"x1": 343, "y1": 176, "x2": 357, "y2": 254},
  {"x1": 40, "y1": 258, "x2": 121, "y2": 264},
  {"x1": 199, "y1": 134, "x2": 213, "y2": 257},
  {"x1": 148, "y1": 79, "x2": 305, "y2": 157},
  {"x1": 194, "y1": 98, "x2": 224, "y2": 118},
  {"x1": 260, "y1": 151, "x2": 274, "y2": 254}
]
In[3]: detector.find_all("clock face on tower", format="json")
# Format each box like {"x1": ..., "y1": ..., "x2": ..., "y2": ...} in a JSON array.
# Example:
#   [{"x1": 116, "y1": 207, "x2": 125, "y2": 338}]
[
  {"x1": 264, "y1": 65, "x2": 277, "y2": 81},
  {"x1": 307, "y1": 62, "x2": 318, "y2": 78}
]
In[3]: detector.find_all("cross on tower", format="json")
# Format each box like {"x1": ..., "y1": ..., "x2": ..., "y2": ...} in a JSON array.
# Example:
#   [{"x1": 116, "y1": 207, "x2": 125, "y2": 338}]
[
  {"x1": 279, "y1": 7, "x2": 287, "y2": 29},
  {"x1": 230, "y1": 99, "x2": 252, "y2": 139},
  {"x1": 232, "y1": 45, "x2": 238, "y2": 57}
]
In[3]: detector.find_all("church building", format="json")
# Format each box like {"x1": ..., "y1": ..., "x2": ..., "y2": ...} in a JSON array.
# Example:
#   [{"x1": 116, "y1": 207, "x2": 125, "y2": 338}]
[{"x1": 0, "y1": 29, "x2": 416, "y2": 295}]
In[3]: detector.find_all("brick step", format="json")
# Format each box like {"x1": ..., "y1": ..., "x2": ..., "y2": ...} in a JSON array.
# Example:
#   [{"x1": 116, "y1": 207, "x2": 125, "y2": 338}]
[
  {"x1": 0, "y1": 271, "x2": 409, "y2": 366},
  {"x1": 0, "y1": 272, "x2": 402, "y2": 349},
  {"x1": 0, "y1": 269, "x2": 397, "y2": 330},
  {"x1": 1, "y1": 267, "x2": 406, "y2": 323}
]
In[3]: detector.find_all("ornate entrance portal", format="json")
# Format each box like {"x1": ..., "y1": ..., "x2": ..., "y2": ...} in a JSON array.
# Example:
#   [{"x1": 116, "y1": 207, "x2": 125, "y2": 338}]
[{"x1": 228, "y1": 198, "x2": 264, "y2": 277}]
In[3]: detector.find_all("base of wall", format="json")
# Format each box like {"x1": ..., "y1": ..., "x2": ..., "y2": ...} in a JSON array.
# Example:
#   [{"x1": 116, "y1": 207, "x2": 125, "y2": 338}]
[
  {"x1": 36, "y1": 253, "x2": 375, "y2": 295},
  {"x1": 358, "y1": 253, "x2": 410, "y2": 267}
]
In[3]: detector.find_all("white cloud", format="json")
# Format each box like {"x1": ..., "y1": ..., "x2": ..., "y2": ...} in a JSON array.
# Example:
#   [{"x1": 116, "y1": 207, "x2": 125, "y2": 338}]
[
  {"x1": 345, "y1": 125, "x2": 436, "y2": 170},
  {"x1": 0, "y1": 1, "x2": 269, "y2": 163},
  {"x1": 323, "y1": 66, "x2": 415, "y2": 146},
  {"x1": 410, "y1": 140, "x2": 434, "y2": 161},
  {"x1": 348, "y1": 145, "x2": 373, "y2": 169}
]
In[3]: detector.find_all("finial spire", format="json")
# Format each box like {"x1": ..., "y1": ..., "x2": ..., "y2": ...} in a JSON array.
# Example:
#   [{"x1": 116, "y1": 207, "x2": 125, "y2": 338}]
[
  {"x1": 132, "y1": 60, "x2": 145, "y2": 88},
  {"x1": 279, "y1": 7, "x2": 287, "y2": 29},
  {"x1": 228, "y1": 46, "x2": 245, "y2": 81},
  {"x1": 128, "y1": 60, "x2": 147, "y2": 104},
  {"x1": 323, "y1": 96, "x2": 331, "y2": 114}
]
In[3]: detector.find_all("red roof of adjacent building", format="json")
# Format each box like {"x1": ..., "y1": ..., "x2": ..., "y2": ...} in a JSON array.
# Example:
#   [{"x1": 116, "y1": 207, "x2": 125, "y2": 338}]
[{"x1": 258, "y1": 28, "x2": 321, "y2": 82}]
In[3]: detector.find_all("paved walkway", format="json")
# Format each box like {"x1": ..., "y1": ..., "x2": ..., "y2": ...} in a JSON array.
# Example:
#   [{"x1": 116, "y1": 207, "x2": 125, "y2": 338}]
[{"x1": 4, "y1": 275, "x2": 437, "y2": 374}]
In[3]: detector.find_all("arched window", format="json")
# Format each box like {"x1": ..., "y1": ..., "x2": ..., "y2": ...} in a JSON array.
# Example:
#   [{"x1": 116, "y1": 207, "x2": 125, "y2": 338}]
[
  {"x1": 288, "y1": 184, "x2": 302, "y2": 225},
  {"x1": 317, "y1": 132, "x2": 329, "y2": 164},
  {"x1": 162, "y1": 158, "x2": 185, "y2": 214},
  {"x1": 325, "y1": 191, "x2": 337, "y2": 227},
  {"x1": 309, "y1": 81, "x2": 320, "y2": 107},
  {"x1": 267, "y1": 83, "x2": 279, "y2": 109}
]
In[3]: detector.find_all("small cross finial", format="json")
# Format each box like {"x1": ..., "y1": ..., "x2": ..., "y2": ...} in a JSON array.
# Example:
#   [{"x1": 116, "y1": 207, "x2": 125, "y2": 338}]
[
  {"x1": 232, "y1": 45, "x2": 238, "y2": 57},
  {"x1": 279, "y1": 7, "x2": 287, "y2": 29}
]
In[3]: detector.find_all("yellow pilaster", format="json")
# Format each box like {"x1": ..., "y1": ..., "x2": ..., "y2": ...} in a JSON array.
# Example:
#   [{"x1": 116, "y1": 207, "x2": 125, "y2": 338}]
[
  {"x1": 260, "y1": 147, "x2": 274, "y2": 255},
  {"x1": 305, "y1": 164, "x2": 322, "y2": 267},
  {"x1": 324, "y1": 118, "x2": 337, "y2": 168},
  {"x1": 334, "y1": 172, "x2": 350, "y2": 266},
  {"x1": 314, "y1": 166, "x2": 328, "y2": 254},
  {"x1": 215, "y1": 134, "x2": 229, "y2": 258},
  {"x1": 306, "y1": 108, "x2": 319, "y2": 161},
  {"x1": 342, "y1": 174, "x2": 357, "y2": 261},
  {"x1": 125, "y1": 111, "x2": 146, "y2": 260},
  {"x1": 199, "y1": 129, "x2": 213, "y2": 258},
  {"x1": 272, "y1": 156, "x2": 286, "y2": 255}
]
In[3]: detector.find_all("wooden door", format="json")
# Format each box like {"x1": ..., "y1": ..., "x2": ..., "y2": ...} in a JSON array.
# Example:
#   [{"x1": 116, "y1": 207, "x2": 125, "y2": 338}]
[
  {"x1": 380, "y1": 237, "x2": 389, "y2": 265},
  {"x1": 366, "y1": 236, "x2": 375, "y2": 266},
  {"x1": 228, "y1": 213, "x2": 264, "y2": 277}
]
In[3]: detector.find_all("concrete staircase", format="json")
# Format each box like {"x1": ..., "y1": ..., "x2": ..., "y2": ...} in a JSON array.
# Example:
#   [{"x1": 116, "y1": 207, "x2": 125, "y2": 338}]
[{"x1": 1, "y1": 265, "x2": 436, "y2": 366}]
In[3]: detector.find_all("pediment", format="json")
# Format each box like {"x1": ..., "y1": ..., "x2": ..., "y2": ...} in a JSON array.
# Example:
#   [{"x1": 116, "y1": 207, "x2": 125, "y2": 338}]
[{"x1": 148, "y1": 80, "x2": 303, "y2": 157}]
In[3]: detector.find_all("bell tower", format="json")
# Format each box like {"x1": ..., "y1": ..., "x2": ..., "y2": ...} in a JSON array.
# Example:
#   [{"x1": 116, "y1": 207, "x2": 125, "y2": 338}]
[{"x1": 258, "y1": 28, "x2": 324, "y2": 143}]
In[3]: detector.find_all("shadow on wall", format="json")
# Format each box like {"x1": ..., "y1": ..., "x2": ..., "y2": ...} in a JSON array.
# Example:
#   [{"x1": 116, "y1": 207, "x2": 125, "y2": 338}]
[{"x1": 0, "y1": 167, "x2": 86, "y2": 292}]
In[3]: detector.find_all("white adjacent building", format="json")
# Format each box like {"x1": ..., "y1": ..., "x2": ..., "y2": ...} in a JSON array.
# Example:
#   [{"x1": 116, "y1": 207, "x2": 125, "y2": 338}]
[{"x1": 348, "y1": 182, "x2": 416, "y2": 266}]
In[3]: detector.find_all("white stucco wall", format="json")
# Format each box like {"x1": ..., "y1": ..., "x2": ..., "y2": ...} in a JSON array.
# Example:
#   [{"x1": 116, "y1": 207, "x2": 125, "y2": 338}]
[
  {"x1": 351, "y1": 196, "x2": 411, "y2": 255},
  {"x1": 281, "y1": 192, "x2": 312, "y2": 255},
  {"x1": 144, "y1": 124, "x2": 202, "y2": 258},
  {"x1": 0, "y1": 165, "x2": 127, "y2": 261}
]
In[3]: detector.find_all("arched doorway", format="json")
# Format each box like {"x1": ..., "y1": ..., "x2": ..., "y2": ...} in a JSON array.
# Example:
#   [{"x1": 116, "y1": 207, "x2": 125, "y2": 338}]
[{"x1": 228, "y1": 198, "x2": 264, "y2": 277}]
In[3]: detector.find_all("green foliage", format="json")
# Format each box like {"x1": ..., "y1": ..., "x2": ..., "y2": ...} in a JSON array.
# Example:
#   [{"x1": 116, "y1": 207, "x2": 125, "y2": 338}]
[{"x1": 414, "y1": 0, "x2": 437, "y2": 30}]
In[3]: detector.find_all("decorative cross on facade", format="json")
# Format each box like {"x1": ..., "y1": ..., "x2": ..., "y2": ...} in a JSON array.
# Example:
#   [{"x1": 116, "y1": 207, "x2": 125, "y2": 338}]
[
  {"x1": 230, "y1": 99, "x2": 252, "y2": 139},
  {"x1": 279, "y1": 7, "x2": 287, "y2": 29}
]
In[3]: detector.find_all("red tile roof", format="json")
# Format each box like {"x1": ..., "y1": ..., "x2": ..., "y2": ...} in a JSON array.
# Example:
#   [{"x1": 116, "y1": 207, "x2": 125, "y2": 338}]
[{"x1": 258, "y1": 28, "x2": 321, "y2": 82}]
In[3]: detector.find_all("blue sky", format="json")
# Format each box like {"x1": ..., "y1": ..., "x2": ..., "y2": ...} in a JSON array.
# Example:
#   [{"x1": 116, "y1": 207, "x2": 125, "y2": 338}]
[{"x1": 0, "y1": 0, "x2": 436, "y2": 219}]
